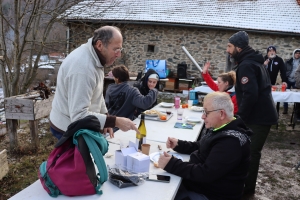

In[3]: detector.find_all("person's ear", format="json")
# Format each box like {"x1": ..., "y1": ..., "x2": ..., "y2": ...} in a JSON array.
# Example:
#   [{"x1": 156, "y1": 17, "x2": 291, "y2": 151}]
[
  {"x1": 95, "y1": 40, "x2": 104, "y2": 52},
  {"x1": 236, "y1": 47, "x2": 242, "y2": 53}
]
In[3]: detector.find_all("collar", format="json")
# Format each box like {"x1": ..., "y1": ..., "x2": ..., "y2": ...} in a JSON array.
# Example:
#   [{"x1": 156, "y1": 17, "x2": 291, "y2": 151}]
[{"x1": 213, "y1": 117, "x2": 236, "y2": 131}]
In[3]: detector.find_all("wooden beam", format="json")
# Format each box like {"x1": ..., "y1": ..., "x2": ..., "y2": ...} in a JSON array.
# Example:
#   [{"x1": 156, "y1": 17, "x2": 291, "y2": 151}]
[{"x1": 29, "y1": 120, "x2": 39, "y2": 149}]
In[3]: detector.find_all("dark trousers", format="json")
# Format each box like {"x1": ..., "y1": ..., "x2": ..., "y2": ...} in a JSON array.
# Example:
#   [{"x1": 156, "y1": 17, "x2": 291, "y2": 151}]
[
  {"x1": 175, "y1": 183, "x2": 208, "y2": 200},
  {"x1": 244, "y1": 124, "x2": 271, "y2": 193},
  {"x1": 284, "y1": 80, "x2": 296, "y2": 109}
]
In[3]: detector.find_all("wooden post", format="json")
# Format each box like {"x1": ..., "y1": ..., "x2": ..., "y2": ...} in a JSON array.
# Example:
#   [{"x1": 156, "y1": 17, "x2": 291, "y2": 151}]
[
  {"x1": 6, "y1": 119, "x2": 19, "y2": 150},
  {"x1": 29, "y1": 120, "x2": 39, "y2": 149},
  {"x1": 5, "y1": 94, "x2": 53, "y2": 150}
]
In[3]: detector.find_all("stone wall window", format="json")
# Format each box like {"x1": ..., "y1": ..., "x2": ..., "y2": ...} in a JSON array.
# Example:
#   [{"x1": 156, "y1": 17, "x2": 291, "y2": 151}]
[{"x1": 147, "y1": 45, "x2": 155, "y2": 52}]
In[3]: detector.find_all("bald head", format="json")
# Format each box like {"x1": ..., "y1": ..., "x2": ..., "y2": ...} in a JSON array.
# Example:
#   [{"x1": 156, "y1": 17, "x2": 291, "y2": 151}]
[{"x1": 92, "y1": 26, "x2": 122, "y2": 47}]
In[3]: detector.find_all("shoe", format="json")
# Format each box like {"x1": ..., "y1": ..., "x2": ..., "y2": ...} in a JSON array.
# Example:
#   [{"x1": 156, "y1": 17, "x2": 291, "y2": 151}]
[
  {"x1": 283, "y1": 108, "x2": 288, "y2": 114},
  {"x1": 242, "y1": 190, "x2": 255, "y2": 200}
]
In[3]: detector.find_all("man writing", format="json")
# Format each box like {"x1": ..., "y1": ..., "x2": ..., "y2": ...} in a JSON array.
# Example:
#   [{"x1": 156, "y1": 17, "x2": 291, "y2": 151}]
[
  {"x1": 50, "y1": 26, "x2": 139, "y2": 139},
  {"x1": 158, "y1": 92, "x2": 252, "y2": 200},
  {"x1": 226, "y1": 31, "x2": 278, "y2": 196}
]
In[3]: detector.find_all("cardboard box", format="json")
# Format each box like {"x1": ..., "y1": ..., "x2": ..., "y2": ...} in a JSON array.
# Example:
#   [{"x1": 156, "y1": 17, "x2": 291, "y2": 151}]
[
  {"x1": 115, "y1": 147, "x2": 137, "y2": 170},
  {"x1": 127, "y1": 152, "x2": 150, "y2": 173},
  {"x1": 179, "y1": 81, "x2": 189, "y2": 90}
]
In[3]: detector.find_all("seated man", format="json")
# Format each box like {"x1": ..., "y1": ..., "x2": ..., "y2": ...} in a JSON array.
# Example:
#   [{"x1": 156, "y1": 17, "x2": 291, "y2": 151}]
[
  {"x1": 105, "y1": 65, "x2": 158, "y2": 128},
  {"x1": 158, "y1": 92, "x2": 252, "y2": 200}
]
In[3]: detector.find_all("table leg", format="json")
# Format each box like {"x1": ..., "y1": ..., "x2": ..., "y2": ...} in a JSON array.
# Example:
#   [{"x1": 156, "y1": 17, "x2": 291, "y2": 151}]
[{"x1": 276, "y1": 102, "x2": 279, "y2": 129}]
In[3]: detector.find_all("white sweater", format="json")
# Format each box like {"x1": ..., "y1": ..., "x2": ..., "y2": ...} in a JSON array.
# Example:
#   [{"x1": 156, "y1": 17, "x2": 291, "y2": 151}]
[{"x1": 50, "y1": 38, "x2": 107, "y2": 131}]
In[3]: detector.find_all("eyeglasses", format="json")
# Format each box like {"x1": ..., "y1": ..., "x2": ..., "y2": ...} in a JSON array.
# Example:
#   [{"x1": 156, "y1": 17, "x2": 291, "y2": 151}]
[
  {"x1": 203, "y1": 109, "x2": 222, "y2": 116},
  {"x1": 114, "y1": 48, "x2": 124, "y2": 53}
]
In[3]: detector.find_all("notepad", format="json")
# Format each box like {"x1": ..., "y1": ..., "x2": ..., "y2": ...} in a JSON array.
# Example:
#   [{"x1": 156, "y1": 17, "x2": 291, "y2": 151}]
[{"x1": 174, "y1": 122, "x2": 195, "y2": 129}]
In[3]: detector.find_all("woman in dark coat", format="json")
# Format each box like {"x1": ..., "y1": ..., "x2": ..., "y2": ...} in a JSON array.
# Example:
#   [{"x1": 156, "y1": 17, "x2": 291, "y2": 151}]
[{"x1": 134, "y1": 69, "x2": 160, "y2": 117}]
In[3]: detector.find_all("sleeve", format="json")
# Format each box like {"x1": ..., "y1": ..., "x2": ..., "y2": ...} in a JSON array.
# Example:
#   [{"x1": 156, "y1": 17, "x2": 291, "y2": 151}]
[
  {"x1": 131, "y1": 87, "x2": 158, "y2": 110},
  {"x1": 295, "y1": 65, "x2": 300, "y2": 88},
  {"x1": 105, "y1": 86, "x2": 111, "y2": 108},
  {"x1": 278, "y1": 58, "x2": 287, "y2": 82},
  {"x1": 164, "y1": 138, "x2": 243, "y2": 183},
  {"x1": 173, "y1": 140, "x2": 200, "y2": 154},
  {"x1": 99, "y1": 94, "x2": 108, "y2": 114},
  {"x1": 236, "y1": 64, "x2": 259, "y2": 122},
  {"x1": 65, "y1": 73, "x2": 108, "y2": 129},
  {"x1": 231, "y1": 94, "x2": 238, "y2": 115},
  {"x1": 202, "y1": 73, "x2": 218, "y2": 91}
]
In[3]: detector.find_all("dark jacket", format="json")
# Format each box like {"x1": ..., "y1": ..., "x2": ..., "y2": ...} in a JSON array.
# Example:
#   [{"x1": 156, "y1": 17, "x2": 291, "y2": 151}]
[
  {"x1": 134, "y1": 69, "x2": 160, "y2": 116},
  {"x1": 234, "y1": 46, "x2": 278, "y2": 125},
  {"x1": 164, "y1": 117, "x2": 252, "y2": 200},
  {"x1": 264, "y1": 55, "x2": 286, "y2": 85},
  {"x1": 105, "y1": 82, "x2": 157, "y2": 121}
]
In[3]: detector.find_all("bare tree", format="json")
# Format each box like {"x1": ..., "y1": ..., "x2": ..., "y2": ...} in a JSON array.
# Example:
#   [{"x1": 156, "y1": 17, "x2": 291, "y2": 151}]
[
  {"x1": 0, "y1": 0, "x2": 89, "y2": 150},
  {"x1": 0, "y1": 0, "x2": 88, "y2": 98},
  {"x1": 0, "y1": 0, "x2": 123, "y2": 150}
]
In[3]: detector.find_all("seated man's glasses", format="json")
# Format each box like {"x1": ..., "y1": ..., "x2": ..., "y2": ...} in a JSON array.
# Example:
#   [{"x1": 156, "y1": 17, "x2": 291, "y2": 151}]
[{"x1": 203, "y1": 109, "x2": 222, "y2": 116}]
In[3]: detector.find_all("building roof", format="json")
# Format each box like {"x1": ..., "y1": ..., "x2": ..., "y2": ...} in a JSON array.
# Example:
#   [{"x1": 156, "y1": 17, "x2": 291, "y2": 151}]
[{"x1": 63, "y1": 0, "x2": 300, "y2": 35}]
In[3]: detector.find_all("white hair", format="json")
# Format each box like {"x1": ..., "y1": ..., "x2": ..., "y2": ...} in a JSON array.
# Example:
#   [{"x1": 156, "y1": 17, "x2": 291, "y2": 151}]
[{"x1": 204, "y1": 92, "x2": 234, "y2": 118}]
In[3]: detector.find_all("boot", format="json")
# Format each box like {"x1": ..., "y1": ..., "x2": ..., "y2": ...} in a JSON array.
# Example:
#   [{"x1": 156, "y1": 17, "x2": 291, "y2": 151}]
[{"x1": 283, "y1": 107, "x2": 288, "y2": 114}]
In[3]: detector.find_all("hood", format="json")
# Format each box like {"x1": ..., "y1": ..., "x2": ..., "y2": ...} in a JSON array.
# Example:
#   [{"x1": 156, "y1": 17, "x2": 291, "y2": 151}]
[
  {"x1": 293, "y1": 49, "x2": 300, "y2": 59},
  {"x1": 141, "y1": 69, "x2": 160, "y2": 90},
  {"x1": 219, "y1": 116, "x2": 253, "y2": 137},
  {"x1": 236, "y1": 46, "x2": 264, "y2": 65},
  {"x1": 107, "y1": 82, "x2": 130, "y2": 97}
]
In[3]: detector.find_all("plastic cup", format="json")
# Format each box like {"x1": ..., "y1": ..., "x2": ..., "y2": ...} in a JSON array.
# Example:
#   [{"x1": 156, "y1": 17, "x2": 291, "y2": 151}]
[
  {"x1": 141, "y1": 144, "x2": 151, "y2": 155},
  {"x1": 177, "y1": 108, "x2": 184, "y2": 120},
  {"x1": 188, "y1": 100, "x2": 193, "y2": 109}
]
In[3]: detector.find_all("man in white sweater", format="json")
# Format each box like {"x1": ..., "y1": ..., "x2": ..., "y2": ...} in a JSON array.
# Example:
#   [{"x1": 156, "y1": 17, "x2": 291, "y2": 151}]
[{"x1": 50, "y1": 26, "x2": 139, "y2": 139}]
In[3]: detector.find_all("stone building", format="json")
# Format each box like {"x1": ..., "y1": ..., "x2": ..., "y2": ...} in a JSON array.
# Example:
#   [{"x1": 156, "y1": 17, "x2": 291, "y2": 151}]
[{"x1": 62, "y1": 0, "x2": 300, "y2": 82}]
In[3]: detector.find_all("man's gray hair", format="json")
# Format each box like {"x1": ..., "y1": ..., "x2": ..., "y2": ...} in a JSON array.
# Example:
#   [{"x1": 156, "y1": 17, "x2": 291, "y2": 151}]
[
  {"x1": 204, "y1": 92, "x2": 234, "y2": 118},
  {"x1": 92, "y1": 26, "x2": 121, "y2": 46}
]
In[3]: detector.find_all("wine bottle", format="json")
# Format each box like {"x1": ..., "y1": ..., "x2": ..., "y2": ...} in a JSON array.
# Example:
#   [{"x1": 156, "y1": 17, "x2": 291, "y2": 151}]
[{"x1": 136, "y1": 113, "x2": 147, "y2": 150}]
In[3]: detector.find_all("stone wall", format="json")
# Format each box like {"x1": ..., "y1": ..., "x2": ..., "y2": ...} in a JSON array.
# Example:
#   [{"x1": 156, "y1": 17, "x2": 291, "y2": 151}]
[{"x1": 68, "y1": 23, "x2": 300, "y2": 82}]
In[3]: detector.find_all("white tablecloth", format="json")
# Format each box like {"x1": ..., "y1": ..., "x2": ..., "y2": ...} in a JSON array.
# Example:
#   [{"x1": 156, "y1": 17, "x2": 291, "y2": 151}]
[
  {"x1": 195, "y1": 86, "x2": 300, "y2": 103},
  {"x1": 9, "y1": 142, "x2": 189, "y2": 200},
  {"x1": 111, "y1": 103, "x2": 204, "y2": 144}
]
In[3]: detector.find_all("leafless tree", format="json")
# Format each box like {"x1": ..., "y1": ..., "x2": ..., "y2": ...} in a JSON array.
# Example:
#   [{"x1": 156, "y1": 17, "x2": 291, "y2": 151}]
[
  {"x1": 0, "y1": 0, "x2": 89, "y2": 98},
  {"x1": 0, "y1": 0, "x2": 97, "y2": 150}
]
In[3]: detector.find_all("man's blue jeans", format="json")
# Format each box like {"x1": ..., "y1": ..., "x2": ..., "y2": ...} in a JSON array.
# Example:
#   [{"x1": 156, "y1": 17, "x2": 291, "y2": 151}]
[{"x1": 50, "y1": 127, "x2": 63, "y2": 140}]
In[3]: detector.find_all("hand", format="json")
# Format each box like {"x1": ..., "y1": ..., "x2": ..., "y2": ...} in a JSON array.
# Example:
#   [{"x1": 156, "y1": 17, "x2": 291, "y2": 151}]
[
  {"x1": 202, "y1": 61, "x2": 210, "y2": 74},
  {"x1": 103, "y1": 127, "x2": 114, "y2": 138},
  {"x1": 282, "y1": 82, "x2": 287, "y2": 87},
  {"x1": 158, "y1": 151, "x2": 172, "y2": 169},
  {"x1": 264, "y1": 59, "x2": 270, "y2": 66},
  {"x1": 166, "y1": 137, "x2": 178, "y2": 149},
  {"x1": 115, "y1": 117, "x2": 139, "y2": 133}
]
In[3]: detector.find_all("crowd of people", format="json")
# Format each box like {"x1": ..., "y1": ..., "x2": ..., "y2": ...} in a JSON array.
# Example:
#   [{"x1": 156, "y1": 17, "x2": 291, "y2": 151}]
[{"x1": 49, "y1": 26, "x2": 300, "y2": 200}]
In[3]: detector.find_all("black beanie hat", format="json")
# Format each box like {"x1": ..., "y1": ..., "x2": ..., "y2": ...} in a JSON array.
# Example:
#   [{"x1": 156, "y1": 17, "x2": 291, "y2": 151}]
[
  {"x1": 267, "y1": 46, "x2": 276, "y2": 53},
  {"x1": 228, "y1": 31, "x2": 249, "y2": 49}
]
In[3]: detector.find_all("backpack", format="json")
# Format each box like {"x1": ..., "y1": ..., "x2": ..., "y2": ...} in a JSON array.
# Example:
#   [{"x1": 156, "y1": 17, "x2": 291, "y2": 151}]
[{"x1": 38, "y1": 115, "x2": 109, "y2": 197}]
